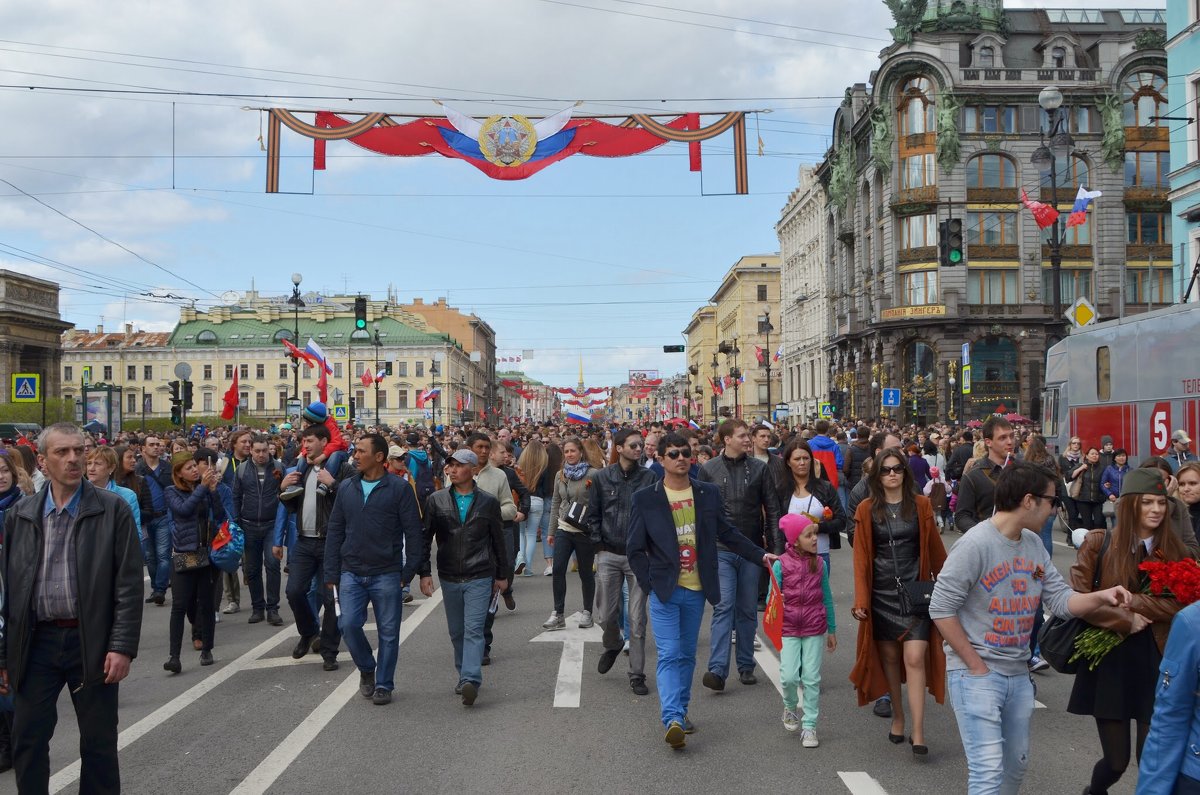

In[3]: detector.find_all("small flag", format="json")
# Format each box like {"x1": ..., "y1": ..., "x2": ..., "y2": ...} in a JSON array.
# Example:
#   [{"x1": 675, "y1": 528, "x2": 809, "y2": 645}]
[
  {"x1": 316, "y1": 364, "x2": 328, "y2": 403},
  {"x1": 754, "y1": 346, "x2": 764, "y2": 365},
  {"x1": 361, "y1": 368, "x2": 374, "y2": 388},
  {"x1": 1020, "y1": 188, "x2": 1059, "y2": 230},
  {"x1": 1065, "y1": 186, "x2": 1102, "y2": 228},
  {"x1": 688, "y1": 419, "x2": 701, "y2": 430},
  {"x1": 305, "y1": 338, "x2": 334, "y2": 374},
  {"x1": 220, "y1": 372, "x2": 239, "y2": 420},
  {"x1": 710, "y1": 377, "x2": 724, "y2": 397},
  {"x1": 773, "y1": 346, "x2": 783, "y2": 362},
  {"x1": 282, "y1": 338, "x2": 316, "y2": 368}
]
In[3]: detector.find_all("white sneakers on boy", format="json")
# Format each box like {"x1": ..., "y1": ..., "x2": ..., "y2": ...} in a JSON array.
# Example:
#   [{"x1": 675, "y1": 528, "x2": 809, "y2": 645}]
[{"x1": 782, "y1": 710, "x2": 800, "y2": 732}]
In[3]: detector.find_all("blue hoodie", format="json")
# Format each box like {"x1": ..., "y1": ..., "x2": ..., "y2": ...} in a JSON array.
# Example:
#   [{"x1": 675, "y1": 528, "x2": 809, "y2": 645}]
[{"x1": 808, "y1": 434, "x2": 844, "y2": 469}]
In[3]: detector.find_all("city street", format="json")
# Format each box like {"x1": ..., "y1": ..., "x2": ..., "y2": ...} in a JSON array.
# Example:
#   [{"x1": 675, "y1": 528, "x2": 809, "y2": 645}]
[{"x1": 23, "y1": 534, "x2": 1137, "y2": 795}]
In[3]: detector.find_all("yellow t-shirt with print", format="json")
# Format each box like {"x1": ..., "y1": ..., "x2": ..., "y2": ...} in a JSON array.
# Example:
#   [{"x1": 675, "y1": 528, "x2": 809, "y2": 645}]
[{"x1": 666, "y1": 486, "x2": 701, "y2": 591}]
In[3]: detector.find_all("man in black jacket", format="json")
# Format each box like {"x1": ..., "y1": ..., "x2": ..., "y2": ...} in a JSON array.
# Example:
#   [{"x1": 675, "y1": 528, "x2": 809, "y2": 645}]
[
  {"x1": 0, "y1": 422, "x2": 143, "y2": 792},
  {"x1": 233, "y1": 434, "x2": 285, "y2": 626},
  {"x1": 945, "y1": 430, "x2": 975, "y2": 482},
  {"x1": 588, "y1": 428, "x2": 657, "y2": 695},
  {"x1": 418, "y1": 449, "x2": 509, "y2": 706},
  {"x1": 697, "y1": 418, "x2": 782, "y2": 690},
  {"x1": 276, "y1": 424, "x2": 347, "y2": 669},
  {"x1": 953, "y1": 417, "x2": 1014, "y2": 534}
]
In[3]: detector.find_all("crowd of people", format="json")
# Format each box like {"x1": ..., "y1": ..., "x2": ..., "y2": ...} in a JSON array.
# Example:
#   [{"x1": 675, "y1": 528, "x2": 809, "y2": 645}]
[{"x1": 0, "y1": 407, "x2": 1198, "y2": 793}]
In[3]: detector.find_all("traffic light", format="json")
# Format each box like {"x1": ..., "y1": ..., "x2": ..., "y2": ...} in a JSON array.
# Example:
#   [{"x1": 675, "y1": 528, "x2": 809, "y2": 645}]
[
  {"x1": 168, "y1": 380, "x2": 180, "y2": 401},
  {"x1": 662, "y1": 345, "x2": 685, "y2": 353},
  {"x1": 939, "y1": 218, "x2": 964, "y2": 266},
  {"x1": 170, "y1": 405, "x2": 182, "y2": 425},
  {"x1": 182, "y1": 380, "x2": 194, "y2": 411},
  {"x1": 354, "y1": 296, "x2": 367, "y2": 330}
]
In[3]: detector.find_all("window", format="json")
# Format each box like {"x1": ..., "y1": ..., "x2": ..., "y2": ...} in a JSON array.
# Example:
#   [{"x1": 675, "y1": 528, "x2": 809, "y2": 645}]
[
  {"x1": 963, "y1": 106, "x2": 1017, "y2": 134},
  {"x1": 966, "y1": 154, "x2": 1016, "y2": 189},
  {"x1": 1052, "y1": 46, "x2": 1066, "y2": 69},
  {"x1": 64, "y1": 366, "x2": 73, "y2": 382},
  {"x1": 355, "y1": 390, "x2": 365, "y2": 409},
  {"x1": 417, "y1": 361, "x2": 425, "y2": 378},
  {"x1": 901, "y1": 153, "x2": 936, "y2": 189},
  {"x1": 977, "y1": 46, "x2": 994, "y2": 68},
  {"x1": 203, "y1": 364, "x2": 212, "y2": 380},
  {"x1": 102, "y1": 366, "x2": 112, "y2": 381},
  {"x1": 1126, "y1": 266, "x2": 1175, "y2": 303},
  {"x1": 1042, "y1": 219, "x2": 1091, "y2": 245},
  {"x1": 334, "y1": 362, "x2": 343, "y2": 379},
  {"x1": 1042, "y1": 269, "x2": 1093, "y2": 302},
  {"x1": 1072, "y1": 106, "x2": 1096, "y2": 134},
  {"x1": 1128, "y1": 213, "x2": 1171, "y2": 245},
  {"x1": 898, "y1": 214, "x2": 937, "y2": 250},
  {"x1": 398, "y1": 361, "x2": 408, "y2": 377},
  {"x1": 143, "y1": 365, "x2": 153, "y2": 380},
  {"x1": 256, "y1": 364, "x2": 265, "y2": 379},
  {"x1": 1096, "y1": 346, "x2": 1111, "y2": 401},
  {"x1": 757, "y1": 384, "x2": 769, "y2": 404},
  {"x1": 239, "y1": 364, "x2": 249, "y2": 380},
  {"x1": 1123, "y1": 72, "x2": 1168, "y2": 127},
  {"x1": 378, "y1": 392, "x2": 388, "y2": 410},
  {"x1": 897, "y1": 77, "x2": 935, "y2": 136},
  {"x1": 256, "y1": 392, "x2": 265, "y2": 411},
  {"x1": 272, "y1": 329, "x2": 293, "y2": 342},
  {"x1": 279, "y1": 363, "x2": 288, "y2": 379},
  {"x1": 203, "y1": 393, "x2": 213, "y2": 413},
  {"x1": 967, "y1": 269, "x2": 1019, "y2": 304},
  {"x1": 278, "y1": 391, "x2": 288, "y2": 410},
  {"x1": 967, "y1": 212, "x2": 1017, "y2": 246},
  {"x1": 900, "y1": 270, "x2": 939, "y2": 306},
  {"x1": 127, "y1": 365, "x2": 136, "y2": 381},
  {"x1": 355, "y1": 361, "x2": 365, "y2": 378},
  {"x1": 196, "y1": 330, "x2": 218, "y2": 344},
  {"x1": 302, "y1": 364, "x2": 312, "y2": 379},
  {"x1": 1051, "y1": 156, "x2": 1089, "y2": 189},
  {"x1": 1124, "y1": 151, "x2": 1170, "y2": 188},
  {"x1": 127, "y1": 393, "x2": 138, "y2": 413},
  {"x1": 757, "y1": 284, "x2": 768, "y2": 301},
  {"x1": 398, "y1": 389, "x2": 409, "y2": 409},
  {"x1": 302, "y1": 391, "x2": 311, "y2": 406}
]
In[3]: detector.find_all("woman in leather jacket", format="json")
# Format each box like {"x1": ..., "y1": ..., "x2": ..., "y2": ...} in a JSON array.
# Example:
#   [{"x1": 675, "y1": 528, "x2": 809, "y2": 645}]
[{"x1": 775, "y1": 437, "x2": 848, "y2": 573}]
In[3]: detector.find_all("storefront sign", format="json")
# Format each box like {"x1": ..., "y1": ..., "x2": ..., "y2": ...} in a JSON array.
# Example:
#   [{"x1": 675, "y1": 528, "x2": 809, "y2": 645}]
[{"x1": 880, "y1": 305, "x2": 947, "y2": 321}]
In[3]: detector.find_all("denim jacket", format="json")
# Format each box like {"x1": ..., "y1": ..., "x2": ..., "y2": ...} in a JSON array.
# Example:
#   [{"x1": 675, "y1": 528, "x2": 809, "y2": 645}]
[{"x1": 1137, "y1": 601, "x2": 1200, "y2": 794}]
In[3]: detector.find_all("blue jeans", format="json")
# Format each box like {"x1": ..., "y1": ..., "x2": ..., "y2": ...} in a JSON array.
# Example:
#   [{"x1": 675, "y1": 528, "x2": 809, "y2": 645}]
[
  {"x1": 337, "y1": 571, "x2": 404, "y2": 692},
  {"x1": 242, "y1": 520, "x2": 281, "y2": 611},
  {"x1": 144, "y1": 515, "x2": 172, "y2": 594},
  {"x1": 538, "y1": 502, "x2": 553, "y2": 559},
  {"x1": 441, "y1": 578, "x2": 492, "y2": 687},
  {"x1": 708, "y1": 550, "x2": 760, "y2": 677},
  {"x1": 648, "y1": 587, "x2": 706, "y2": 728},
  {"x1": 518, "y1": 496, "x2": 545, "y2": 571},
  {"x1": 947, "y1": 668, "x2": 1035, "y2": 795}
]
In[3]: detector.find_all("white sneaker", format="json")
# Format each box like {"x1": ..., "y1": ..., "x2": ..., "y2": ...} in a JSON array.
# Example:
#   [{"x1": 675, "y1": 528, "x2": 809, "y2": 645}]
[
  {"x1": 622, "y1": 640, "x2": 630, "y2": 655},
  {"x1": 782, "y1": 710, "x2": 800, "y2": 732},
  {"x1": 543, "y1": 566, "x2": 553, "y2": 576},
  {"x1": 542, "y1": 612, "x2": 565, "y2": 631},
  {"x1": 578, "y1": 610, "x2": 593, "y2": 629},
  {"x1": 753, "y1": 637, "x2": 763, "y2": 651},
  {"x1": 801, "y1": 728, "x2": 819, "y2": 748},
  {"x1": 214, "y1": 611, "x2": 220, "y2": 623},
  {"x1": 730, "y1": 630, "x2": 736, "y2": 645}
]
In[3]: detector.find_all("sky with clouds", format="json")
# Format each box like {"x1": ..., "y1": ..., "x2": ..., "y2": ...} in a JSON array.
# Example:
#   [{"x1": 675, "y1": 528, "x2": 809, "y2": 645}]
[{"x1": 0, "y1": 0, "x2": 1165, "y2": 389}]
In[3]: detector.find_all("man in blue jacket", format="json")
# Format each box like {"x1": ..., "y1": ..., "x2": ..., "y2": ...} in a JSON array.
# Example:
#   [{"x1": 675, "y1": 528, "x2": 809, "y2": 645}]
[
  {"x1": 627, "y1": 431, "x2": 777, "y2": 750},
  {"x1": 324, "y1": 433, "x2": 423, "y2": 706}
]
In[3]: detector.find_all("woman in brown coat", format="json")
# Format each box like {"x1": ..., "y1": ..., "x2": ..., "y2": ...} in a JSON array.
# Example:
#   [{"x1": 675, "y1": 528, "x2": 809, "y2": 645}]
[
  {"x1": 851, "y1": 448, "x2": 948, "y2": 754},
  {"x1": 1068, "y1": 467, "x2": 1189, "y2": 795}
]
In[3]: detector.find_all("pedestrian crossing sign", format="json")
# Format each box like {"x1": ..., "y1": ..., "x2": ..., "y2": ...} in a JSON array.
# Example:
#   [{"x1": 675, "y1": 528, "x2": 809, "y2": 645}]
[
  {"x1": 819, "y1": 402, "x2": 834, "y2": 417},
  {"x1": 11, "y1": 373, "x2": 39, "y2": 403},
  {"x1": 332, "y1": 403, "x2": 349, "y2": 421}
]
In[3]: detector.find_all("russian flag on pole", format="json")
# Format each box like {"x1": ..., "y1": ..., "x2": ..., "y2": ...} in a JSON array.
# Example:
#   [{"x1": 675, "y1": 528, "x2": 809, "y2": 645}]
[
  {"x1": 773, "y1": 346, "x2": 783, "y2": 362},
  {"x1": 566, "y1": 409, "x2": 590, "y2": 425},
  {"x1": 305, "y1": 338, "x2": 334, "y2": 374},
  {"x1": 1065, "y1": 186, "x2": 1102, "y2": 228},
  {"x1": 417, "y1": 387, "x2": 441, "y2": 408},
  {"x1": 688, "y1": 419, "x2": 701, "y2": 430}
]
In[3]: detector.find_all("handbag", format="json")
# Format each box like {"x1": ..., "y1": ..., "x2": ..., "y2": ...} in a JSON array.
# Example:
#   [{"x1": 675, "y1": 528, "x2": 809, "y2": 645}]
[
  {"x1": 209, "y1": 519, "x2": 245, "y2": 574},
  {"x1": 562, "y1": 499, "x2": 589, "y2": 531},
  {"x1": 1101, "y1": 499, "x2": 1115, "y2": 517},
  {"x1": 884, "y1": 513, "x2": 934, "y2": 618},
  {"x1": 1067, "y1": 475, "x2": 1083, "y2": 500},
  {"x1": 1037, "y1": 530, "x2": 1110, "y2": 674},
  {"x1": 171, "y1": 548, "x2": 210, "y2": 572}
]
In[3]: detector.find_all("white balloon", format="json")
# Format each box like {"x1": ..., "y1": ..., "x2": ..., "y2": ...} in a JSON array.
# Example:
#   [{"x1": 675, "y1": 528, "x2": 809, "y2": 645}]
[{"x1": 1072, "y1": 528, "x2": 1091, "y2": 549}]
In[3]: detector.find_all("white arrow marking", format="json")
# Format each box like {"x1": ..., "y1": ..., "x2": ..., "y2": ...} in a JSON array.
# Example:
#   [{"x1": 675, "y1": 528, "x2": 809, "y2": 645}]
[
  {"x1": 530, "y1": 611, "x2": 604, "y2": 708},
  {"x1": 838, "y1": 771, "x2": 891, "y2": 794}
]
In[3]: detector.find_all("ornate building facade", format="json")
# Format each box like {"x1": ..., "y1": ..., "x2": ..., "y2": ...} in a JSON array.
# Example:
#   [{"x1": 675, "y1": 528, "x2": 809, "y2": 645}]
[
  {"x1": 0, "y1": 272, "x2": 73, "y2": 406},
  {"x1": 816, "y1": 2, "x2": 1168, "y2": 424}
]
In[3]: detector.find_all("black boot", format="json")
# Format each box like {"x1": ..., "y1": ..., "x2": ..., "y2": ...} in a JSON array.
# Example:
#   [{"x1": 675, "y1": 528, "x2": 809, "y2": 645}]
[{"x1": 0, "y1": 710, "x2": 12, "y2": 773}]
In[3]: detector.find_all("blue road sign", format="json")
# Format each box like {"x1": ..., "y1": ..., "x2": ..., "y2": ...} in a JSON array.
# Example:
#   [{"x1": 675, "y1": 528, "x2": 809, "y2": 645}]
[{"x1": 881, "y1": 387, "x2": 901, "y2": 407}]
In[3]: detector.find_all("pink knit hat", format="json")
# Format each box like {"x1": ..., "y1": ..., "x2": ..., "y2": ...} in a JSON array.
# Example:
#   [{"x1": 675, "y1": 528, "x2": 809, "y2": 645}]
[{"x1": 780, "y1": 513, "x2": 814, "y2": 546}]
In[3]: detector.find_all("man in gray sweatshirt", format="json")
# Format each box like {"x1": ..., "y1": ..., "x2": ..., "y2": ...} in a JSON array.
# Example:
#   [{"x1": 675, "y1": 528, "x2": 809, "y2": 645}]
[{"x1": 929, "y1": 462, "x2": 1135, "y2": 795}]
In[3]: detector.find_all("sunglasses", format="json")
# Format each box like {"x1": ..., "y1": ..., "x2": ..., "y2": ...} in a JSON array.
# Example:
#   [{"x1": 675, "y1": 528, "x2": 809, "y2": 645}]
[
  {"x1": 1032, "y1": 494, "x2": 1063, "y2": 508},
  {"x1": 878, "y1": 464, "x2": 906, "y2": 475},
  {"x1": 625, "y1": 442, "x2": 643, "y2": 449},
  {"x1": 664, "y1": 449, "x2": 689, "y2": 460}
]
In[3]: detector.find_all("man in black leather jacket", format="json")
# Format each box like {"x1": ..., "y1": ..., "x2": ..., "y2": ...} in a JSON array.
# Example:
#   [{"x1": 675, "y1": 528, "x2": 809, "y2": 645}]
[
  {"x1": 697, "y1": 418, "x2": 782, "y2": 690},
  {"x1": 588, "y1": 428, "x2": 657, "y2": 695},
  {"x1": 0, "y1": 423, "x2": 143, "y2": 793},
  {"x1": 418, "y1": 449, "x2": 509, "y2": 706}
]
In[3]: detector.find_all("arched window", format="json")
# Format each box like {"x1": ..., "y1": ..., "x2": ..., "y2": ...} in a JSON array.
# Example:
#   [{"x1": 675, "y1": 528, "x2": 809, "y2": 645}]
[
  {"x1": 903, "y1": 342, "x2": 937, "y2": 424},
  {"x1": 196, "y1": 330, "x2": 218, "y2": 344},
  {"x1": 273, "y1": 329, "x2": 294, "y2": 342},
  {"x1": 965, "y1": 154, "x2": 1017, "y2": 189},
  {"x1": 897, "y1": 77, "x2": 936, "y2": 136},
  {"x1": 1123, "y1": 72, "x2": 1168, "y2": 127},
  {"x1": 904, "y1": 342, "x2": 936, "y2": 381},
  {"x1": 1051, "y1": 156, "x2": 1090, "y2": 189},
  {"x1": 977, "y1": 46, "x2": 995, "y2": 68},
  {"x1": 1051, "y1": 46, "x2": 1066, "y2": 68}
]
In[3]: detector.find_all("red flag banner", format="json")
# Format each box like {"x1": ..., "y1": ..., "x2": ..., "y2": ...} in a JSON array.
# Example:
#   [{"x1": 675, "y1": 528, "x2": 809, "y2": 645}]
[
  {"x1": 361, "y1": 368, "x2": 374, "y2": 388},
  {"x1": 1020, "y1": 189, "x2": 1060, "y2": 230},
  {"x1": 220, "y1": 372, "x2": 239, "y2": 421}
]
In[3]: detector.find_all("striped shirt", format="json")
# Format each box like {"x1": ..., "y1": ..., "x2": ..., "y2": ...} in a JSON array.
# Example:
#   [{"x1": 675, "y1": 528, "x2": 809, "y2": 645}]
[{"x1": 35, "y1": 486, "x2": 81, "y2": 621}]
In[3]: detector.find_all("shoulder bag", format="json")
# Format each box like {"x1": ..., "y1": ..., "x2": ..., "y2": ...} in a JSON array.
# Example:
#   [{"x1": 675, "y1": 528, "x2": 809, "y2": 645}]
[
  {"x1": 1067, "y1": 472, "x2": 1083, "y2": 500},
  {"x1": 885, "y1": 512, "x2": 934, "y2": 618},
  {"x1": 1037, "y1": 530, "x2": 1110, "y2": 674}
]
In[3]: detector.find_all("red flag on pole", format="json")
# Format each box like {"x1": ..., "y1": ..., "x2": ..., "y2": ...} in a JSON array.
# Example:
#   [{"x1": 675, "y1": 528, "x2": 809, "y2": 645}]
[
  {"x1": 220, "y1": 372, "x2": 239, "y2": 420},
  {"x1": 456, "y1": 395, "x2": 464, "y2": 412},
  {"x1": 361, "y1": 368, "x2": 374, "y2": 388},
  {"x1": 316, "y1": 364, "x2": 328, "y2": 404},
  {"x1": 1020, "y1": 189, "x2": 1060, "y2": 230}
]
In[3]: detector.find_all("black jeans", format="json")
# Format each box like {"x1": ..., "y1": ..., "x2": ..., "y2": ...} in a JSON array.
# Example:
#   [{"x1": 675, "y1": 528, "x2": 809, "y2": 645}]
[
  {"x1": 13, "y1": 624, "x2": 120, "y2": 794},
  {"x1": 286, "y1": 536, "x2": 341, "y2": 659},
  {"x1": 484, "y1": 524, "x2": 516, "y2": 653},
  {"x1": 243, "y1": 520, "x2": 281, "y2": 611},
  {"x1": 1075, "y1": 500, "x2": 1106, "y2": 531},
  {"x1": 552, "y1": 531, "x2": 595, "y2": 614},
  {"x1": 171, "y1": 565, "x2": 217, "y2": 656}
]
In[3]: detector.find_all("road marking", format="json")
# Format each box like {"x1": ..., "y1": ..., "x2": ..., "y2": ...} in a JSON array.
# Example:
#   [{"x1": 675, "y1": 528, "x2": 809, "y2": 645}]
[
  {"x1": 1035, "y1": 699, "x2": 1046, "y2": 709},
  {"x1": 49, "y1": 624, "x2": 297, "y2": 793},
  {"x1": 839, "y1": 771, "x2": 891, "y2": 794},
  {"x1": 530, "y1": 610, "x2": 603, "y2": 708},
  {"x1": 754, "y1": 642, "x2": 784, "y2": 697},
  {"x1": 243, "y1": 656, "x2": 327, "y2": 670},
  {"x1": 231, "y1": 589, "x2": 444, "y2": 795}
]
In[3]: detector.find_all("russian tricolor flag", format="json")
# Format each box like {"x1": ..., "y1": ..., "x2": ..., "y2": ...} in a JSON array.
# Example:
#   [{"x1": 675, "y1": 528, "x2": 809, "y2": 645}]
[
  {"x1": 1065, "y1": 186, "x2": 1102, "y2": 229},
  {"x1": 305, "y1": 338, "x2": 334, "y2": 374},
  {"x1": 688, "y1": 419, "x2": 701, "y2": 430},
  {"x1": 566, "y1": 409, "x2": 590, "y2": 425}
]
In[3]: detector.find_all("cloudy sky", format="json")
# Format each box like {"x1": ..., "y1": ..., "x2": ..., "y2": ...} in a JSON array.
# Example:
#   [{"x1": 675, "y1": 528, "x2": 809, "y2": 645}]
[{"x1": 0, "y1": 0, "x2": 1164, "y2": 389}]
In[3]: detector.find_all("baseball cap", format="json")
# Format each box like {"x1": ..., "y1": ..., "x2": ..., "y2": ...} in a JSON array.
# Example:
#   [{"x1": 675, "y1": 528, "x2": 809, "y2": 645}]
[
  {"x1": 1172, "y1": 430, "x2": 1191, "y2": 445},
  {"x1": 387, "y1": 445, "x2": 405, "y2": 460},
  {"x1": 448, "y1": 449, "x2": 478, "y2": 467}
]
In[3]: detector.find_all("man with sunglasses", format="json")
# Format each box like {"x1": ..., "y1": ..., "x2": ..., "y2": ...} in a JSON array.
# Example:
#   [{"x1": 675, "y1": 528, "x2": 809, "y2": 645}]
[
  {"x1": 588, "y1": 428, "x2": 657, "y2": 695},
  {"x1": 930, "y1": 462, "x2": 1135, "y2": 794}
]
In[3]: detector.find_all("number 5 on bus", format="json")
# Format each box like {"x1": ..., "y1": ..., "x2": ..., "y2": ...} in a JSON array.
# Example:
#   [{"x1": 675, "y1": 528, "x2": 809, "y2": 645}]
[{"x1": 1151, "y1": 402, "x2": 1171, "y2": 456}]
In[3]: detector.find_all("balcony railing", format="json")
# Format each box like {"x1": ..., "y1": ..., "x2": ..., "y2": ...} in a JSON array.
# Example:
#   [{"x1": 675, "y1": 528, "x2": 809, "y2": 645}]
[{"x1": 961, "y1": 68, "x2": 1099, "y2": 83}]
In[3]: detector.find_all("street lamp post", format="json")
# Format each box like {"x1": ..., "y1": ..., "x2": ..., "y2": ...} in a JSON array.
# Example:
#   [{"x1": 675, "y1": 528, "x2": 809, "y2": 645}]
[
  {"x1": 1032, "y1": 85, "x2": 1072, "y2": 333},
  {"x1": 430, "y1": 358, "x2": 440, "y2": 426},
  {"x1": 760, "y1": 309, "x2": 774, "y2": 423},
  {"x1": 947, "y1": 360, "x2": 958, "y2": 423},
  {"x1": 372, "y1": 323, "x2": 382, "y2": 425},
  {"x1": 287, "y1": 273, "x2": 304, "y2": 411},
  {"x1": 710, "y1": 353, "x2": 719, "y2": 419}
]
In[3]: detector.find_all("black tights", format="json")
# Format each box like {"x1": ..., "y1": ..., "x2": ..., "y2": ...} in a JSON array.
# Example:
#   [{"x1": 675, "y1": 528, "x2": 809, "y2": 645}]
[
  {"x1": 1088, "y1": 718, "x2": 1149, "y2": 794},
  {"x1": 552, "y1": 531, "x2": 595, "y2": 614}
]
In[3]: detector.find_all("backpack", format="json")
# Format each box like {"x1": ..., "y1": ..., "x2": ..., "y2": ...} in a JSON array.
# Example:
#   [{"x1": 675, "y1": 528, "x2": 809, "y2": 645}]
[
  {"x1": 408, "y1": 451, "x2": 437, "y2": 507},
  {"x1": 927, "y1": 481, "x2": 948, "y2": 512}
]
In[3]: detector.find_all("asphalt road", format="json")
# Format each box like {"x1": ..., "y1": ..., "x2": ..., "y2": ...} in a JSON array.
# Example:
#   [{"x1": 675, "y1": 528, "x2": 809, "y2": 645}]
[{"x1": 7, "y1": 531, "x2": 1141, "y2": 795}]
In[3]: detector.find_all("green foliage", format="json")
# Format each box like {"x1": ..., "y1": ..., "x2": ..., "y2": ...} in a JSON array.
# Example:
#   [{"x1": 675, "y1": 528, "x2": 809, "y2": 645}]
[{"x1": 0, "y1": 398, "x2": 75, "y2": 425}]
